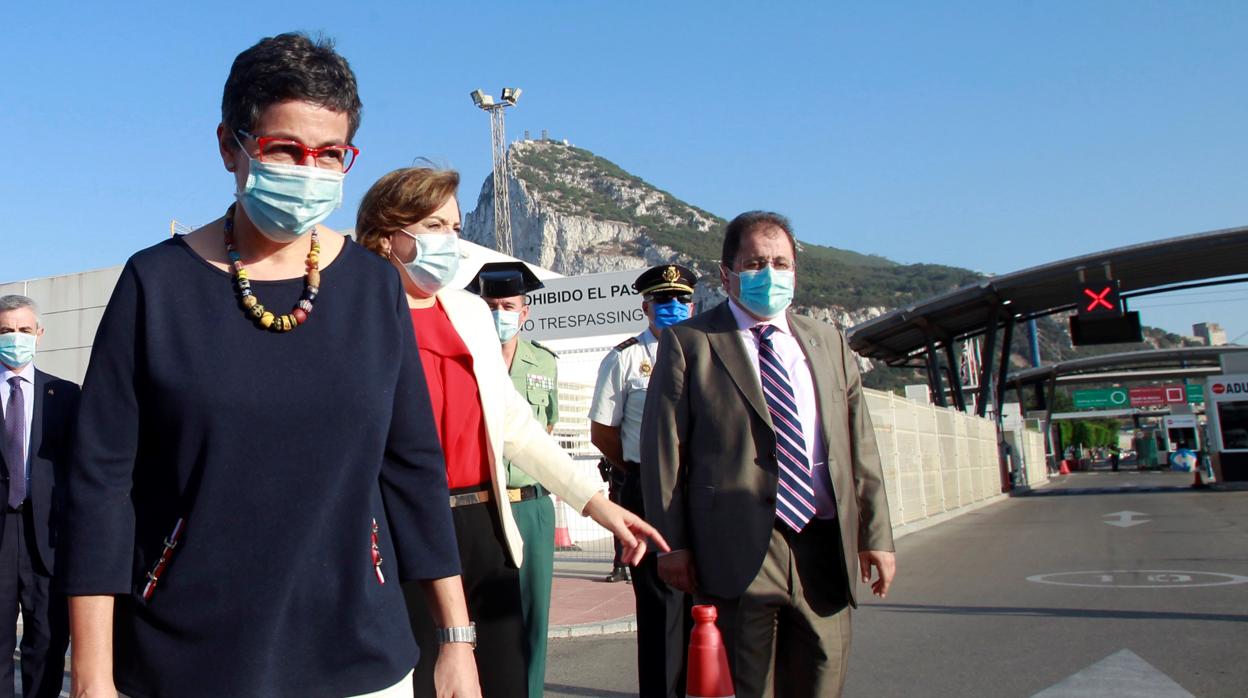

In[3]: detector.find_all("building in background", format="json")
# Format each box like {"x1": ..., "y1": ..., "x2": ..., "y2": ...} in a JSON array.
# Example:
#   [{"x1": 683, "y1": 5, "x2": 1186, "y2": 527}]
[{"x1": 1194, "y1": 322, "x2": 1228, "y2": 347}]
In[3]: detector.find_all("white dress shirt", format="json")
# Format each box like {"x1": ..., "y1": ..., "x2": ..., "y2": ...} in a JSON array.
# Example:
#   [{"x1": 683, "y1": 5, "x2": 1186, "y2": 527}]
[
  {"x1": 589, "y1": 328, "x2": 659, "y2": 464},
  {"x1": 728, "y1": 300, "x2": 837, "y2": 519},
  {"x1": 1, "y1": 362, "x2": 35, "y2": 487}
]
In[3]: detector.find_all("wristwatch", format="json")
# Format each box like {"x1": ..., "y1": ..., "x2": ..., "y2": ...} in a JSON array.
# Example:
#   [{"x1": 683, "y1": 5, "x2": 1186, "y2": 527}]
[{"x1": 436, "y1": 622, "x2": 477, "y2": 649}]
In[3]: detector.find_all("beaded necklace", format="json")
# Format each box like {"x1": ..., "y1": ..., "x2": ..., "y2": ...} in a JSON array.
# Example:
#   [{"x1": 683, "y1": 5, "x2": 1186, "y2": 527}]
[{"x1": 223, "y1": 203, "x2": 320, "y2": 332}]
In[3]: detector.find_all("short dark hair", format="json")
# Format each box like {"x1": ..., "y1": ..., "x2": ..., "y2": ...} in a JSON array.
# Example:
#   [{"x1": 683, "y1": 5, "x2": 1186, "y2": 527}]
[
  {"x1": 222, "y1": 32, "x2": 363, "y2": 144},
  {"x1": 720, "y1": 211, "x2": 797, "y2": 267}
]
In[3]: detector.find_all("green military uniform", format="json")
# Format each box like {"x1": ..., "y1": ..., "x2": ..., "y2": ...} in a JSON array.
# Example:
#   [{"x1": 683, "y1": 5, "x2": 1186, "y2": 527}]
[{"x1": 505, "y1": 338, "x2": 559, "y2": 698}]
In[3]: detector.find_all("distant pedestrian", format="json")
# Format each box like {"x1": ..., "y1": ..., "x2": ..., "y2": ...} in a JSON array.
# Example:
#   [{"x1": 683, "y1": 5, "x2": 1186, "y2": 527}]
[
  {"x1": 641, "y1": 211, "x2": 896, "y2": 697},
  {"x1": 590, "y1": 264, "x2": 699, "y2": 697}
]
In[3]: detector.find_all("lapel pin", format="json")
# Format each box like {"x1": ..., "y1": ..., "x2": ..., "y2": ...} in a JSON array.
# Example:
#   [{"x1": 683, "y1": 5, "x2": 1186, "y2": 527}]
[{"x1": 47, "y1": 388, "x2": 54, "y2": 395}]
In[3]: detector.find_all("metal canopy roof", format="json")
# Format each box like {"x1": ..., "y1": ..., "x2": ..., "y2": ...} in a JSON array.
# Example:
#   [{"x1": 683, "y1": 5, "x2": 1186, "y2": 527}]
[
  {"x1": 1006, "y1": 346, "x2": 1248, "y2": 387},
  {"x1": 1039, "y1": 367, "x2": 1220, "y2": 386},
  {"x1": 846, "y1": 224, "x2": 1248, "y2": 362}
]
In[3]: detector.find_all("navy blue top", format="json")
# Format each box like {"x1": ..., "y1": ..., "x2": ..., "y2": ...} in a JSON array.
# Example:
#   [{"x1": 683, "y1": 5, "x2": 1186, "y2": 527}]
[{"x1": 62, "y1": 236, "x2": 459, "y2": 698}]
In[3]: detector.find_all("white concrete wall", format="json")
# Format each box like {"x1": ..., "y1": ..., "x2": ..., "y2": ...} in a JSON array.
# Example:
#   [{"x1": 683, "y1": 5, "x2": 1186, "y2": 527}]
[{"x1": 0, "y1": 266, "x2": 123, "y2": 384}]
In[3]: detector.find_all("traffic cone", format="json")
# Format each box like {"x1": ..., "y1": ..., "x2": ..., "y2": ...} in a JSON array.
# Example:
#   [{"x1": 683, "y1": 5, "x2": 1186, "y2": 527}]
[
  {"x1": 552, "y1": 497, "x2": 580, "y2": 551},
  {"x1": 1059, "y1": 460, "x2": 1071, "y2": 475},
  {"x1": 1192, "y1": 465, "x2": 1209, "y2": 488},
  {"x1": 686, "y1": 605, "x2": 735, "y2": 698}
]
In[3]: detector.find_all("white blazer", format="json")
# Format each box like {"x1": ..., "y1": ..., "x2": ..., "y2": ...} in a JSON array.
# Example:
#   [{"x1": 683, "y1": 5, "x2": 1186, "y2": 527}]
[{"x1": 436, "y1": 289, "x2": 601, "y2": 567}]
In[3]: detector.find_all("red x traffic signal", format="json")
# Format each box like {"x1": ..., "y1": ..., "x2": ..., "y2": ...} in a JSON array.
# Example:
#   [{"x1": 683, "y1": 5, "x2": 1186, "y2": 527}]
[{"x1": 1077, "y1": 280, "x2": 1122, "y2": 318}]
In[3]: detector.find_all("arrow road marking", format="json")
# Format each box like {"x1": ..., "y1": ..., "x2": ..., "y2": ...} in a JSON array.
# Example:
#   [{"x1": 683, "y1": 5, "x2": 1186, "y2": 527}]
[
  {"x1": 1031, "y1": 649, "x2": 1193, "y2": 697},
  {"x1": 1104, "y1": 510, "x2": 1150, "y2": 528}
]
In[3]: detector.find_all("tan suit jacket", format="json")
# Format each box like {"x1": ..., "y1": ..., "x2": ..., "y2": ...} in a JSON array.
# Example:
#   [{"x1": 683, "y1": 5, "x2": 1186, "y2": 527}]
[
  {"x1": 437, "y1": 289, "x2": 600, "y2": 567},
  {"x1": 640, "y1": 301, "x2": 893, "y2": 603}
]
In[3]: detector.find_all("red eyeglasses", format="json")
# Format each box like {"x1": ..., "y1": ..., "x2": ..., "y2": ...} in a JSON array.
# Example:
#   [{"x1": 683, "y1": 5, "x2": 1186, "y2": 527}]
[{"x1": 236, "y1": 129, "x2": 360, "y2": 173}]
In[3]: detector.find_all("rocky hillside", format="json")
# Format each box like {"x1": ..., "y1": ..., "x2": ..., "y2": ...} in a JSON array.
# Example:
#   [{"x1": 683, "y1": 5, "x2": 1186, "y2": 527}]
[
  {"x1": 462, "y1": 139, "x2": 982, "y2": 331},
  {"x1": 461, "y1": 139, "x2": 1194, "y2": 389}
]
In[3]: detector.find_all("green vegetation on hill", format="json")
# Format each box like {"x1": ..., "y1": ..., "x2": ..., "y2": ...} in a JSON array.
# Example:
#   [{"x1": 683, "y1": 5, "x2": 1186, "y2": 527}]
[
  {"x1": 510, "y1": 141, "x2": 1190, "y2": 380},
  {"x1": 512, "y1": 142, "x2": 983, "y2": 308}
]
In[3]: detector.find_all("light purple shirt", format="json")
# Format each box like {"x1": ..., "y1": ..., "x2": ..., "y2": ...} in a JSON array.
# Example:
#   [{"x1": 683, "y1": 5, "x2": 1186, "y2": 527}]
[
  {"x1": 1, "y1": 362, "x2": 35, "y2": 484},
  {"x1": 728, "y1": 300, "x2": 837, "y2": 519}
]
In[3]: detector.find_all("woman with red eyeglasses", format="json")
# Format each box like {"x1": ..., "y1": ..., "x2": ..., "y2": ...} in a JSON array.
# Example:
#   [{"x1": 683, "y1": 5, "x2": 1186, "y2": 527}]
[{"x1": 60, "y1": 33, "x2": 478, "y2": 698}]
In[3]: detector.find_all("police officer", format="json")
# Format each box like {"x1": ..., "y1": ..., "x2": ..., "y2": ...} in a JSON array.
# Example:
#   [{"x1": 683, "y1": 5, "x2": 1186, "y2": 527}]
[
  {"x1": 602, "y1": 456, "x2": 631, "y2": 583},
  {"x1": 589, "y1": 263, "x2": 698, "y2": 698},
  {"x1": 469, "y1": 261, "x2": 559, "y2": 698}
]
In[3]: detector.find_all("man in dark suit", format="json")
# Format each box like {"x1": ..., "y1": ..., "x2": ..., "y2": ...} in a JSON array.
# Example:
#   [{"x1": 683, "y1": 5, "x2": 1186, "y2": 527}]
[
  {"x1": 641, "y1": 212, "x2": 896, "y2": 698},
  {"x1": 1, "y1": 295, "x2": 79, "y2": 698}
]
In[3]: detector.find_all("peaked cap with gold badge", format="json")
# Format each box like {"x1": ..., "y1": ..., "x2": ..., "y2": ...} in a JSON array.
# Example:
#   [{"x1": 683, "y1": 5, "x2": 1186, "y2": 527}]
[{"x1": 632, "y1": 263, "x2": 698, "y2": 297}]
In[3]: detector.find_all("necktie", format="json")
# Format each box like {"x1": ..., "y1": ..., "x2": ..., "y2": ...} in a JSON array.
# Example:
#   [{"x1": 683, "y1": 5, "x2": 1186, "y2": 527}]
[
  {"x1": 5, "y1": 376, "x2": 25, "y2": 509},
  {"x1": 751, "y1": 325, "x2": 815, "y2": 532}
]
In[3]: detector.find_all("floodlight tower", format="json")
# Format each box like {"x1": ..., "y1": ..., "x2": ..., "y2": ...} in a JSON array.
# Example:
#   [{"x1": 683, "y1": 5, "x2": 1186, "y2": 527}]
[{"x1": 470, "y1": 87, "x2": 522, "y2": 256}]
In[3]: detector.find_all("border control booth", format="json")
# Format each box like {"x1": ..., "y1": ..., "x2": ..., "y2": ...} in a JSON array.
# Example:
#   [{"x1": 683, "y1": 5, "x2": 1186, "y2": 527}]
[
  {"x1": 847, "y1": 224, "x2": 1248, "y2": 488},
  {"x1": 1207, "y1": 374, "x2": 1248, "y2": 482}
]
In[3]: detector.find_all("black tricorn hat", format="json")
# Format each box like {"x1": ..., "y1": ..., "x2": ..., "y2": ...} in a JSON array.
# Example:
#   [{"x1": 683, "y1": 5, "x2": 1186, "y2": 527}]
[
  {"x1": 633, "y1": 264, "x2": 698, "y2": 297},
  {"x1": 467, "y1": 261, "x2": 546, "y2": 298}
]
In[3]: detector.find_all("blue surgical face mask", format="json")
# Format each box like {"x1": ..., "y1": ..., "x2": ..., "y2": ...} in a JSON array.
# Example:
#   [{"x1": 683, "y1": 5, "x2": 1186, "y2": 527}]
[
  {"x1": 398, "y1": 231, "x2": 462, "y2": 295},
  {"x1": 492, "y1": 309, "x2": 522, "y2": 343},
  {"x1": 234, "y1": 135, "x2": 345, "y2": 243},
  {"x1": 732, "y1": 267, "x2": 795, "y2": 319},
  {"x1": 652, "y1": 299, "x2": 691, "y2": 330},
  {"x1": 0, "y1": 332, "x2": 37, "y2": 369}
]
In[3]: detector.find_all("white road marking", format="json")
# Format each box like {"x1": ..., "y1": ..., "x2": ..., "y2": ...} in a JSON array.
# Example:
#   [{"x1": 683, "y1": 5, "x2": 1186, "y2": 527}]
[
  {"x1": 1104, "y1": 510, "x2": 1149, "y2": 528},
  {"x1": 1031, "y1": 649, "x2": 1193, "y2": 697},
  {"x1": 1026, "y1": 570, "x2": 1248, "y2": 588}
]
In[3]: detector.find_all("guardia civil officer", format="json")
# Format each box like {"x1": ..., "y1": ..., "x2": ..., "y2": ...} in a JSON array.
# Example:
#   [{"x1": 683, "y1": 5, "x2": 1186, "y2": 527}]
[
  {"x1": 589, "y1": 264, "x2": 697, "y2": 698},
  {"x1": 467, "y1": 261, "x2": 559, "y2": 698}
]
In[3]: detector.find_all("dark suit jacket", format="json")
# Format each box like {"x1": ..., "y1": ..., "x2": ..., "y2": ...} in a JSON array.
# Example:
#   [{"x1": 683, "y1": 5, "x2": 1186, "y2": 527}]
[
  {"x1": 641, "y1": 301, "x2": 893, "y2": 604},
  {"x1": 0, "y1": 369, "x2": 80, "y2": 572}
]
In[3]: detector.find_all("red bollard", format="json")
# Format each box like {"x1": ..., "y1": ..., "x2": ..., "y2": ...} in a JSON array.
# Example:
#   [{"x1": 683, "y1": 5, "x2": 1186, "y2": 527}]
[{"x1": 686, "y1": 604, "x2": 735, "y2": 698}]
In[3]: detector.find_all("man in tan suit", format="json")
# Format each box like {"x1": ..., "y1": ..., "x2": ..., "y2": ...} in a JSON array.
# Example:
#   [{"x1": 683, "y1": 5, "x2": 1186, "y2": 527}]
[{"x1": 641, "y1": 211, "x2": 896, "y2": 697}]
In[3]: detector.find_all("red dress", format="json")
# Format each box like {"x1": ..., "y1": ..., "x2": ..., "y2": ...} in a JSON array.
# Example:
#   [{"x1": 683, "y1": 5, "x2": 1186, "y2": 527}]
[{"x1": 410, "y1": 302, "x2": 491, "y2": 489}]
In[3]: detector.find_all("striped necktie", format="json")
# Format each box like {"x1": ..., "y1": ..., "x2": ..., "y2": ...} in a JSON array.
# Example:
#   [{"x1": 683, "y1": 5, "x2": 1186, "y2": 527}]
[
  {"x1": 751, "y1": 325, "x2": 815, "y2": 532},
  {"x1": 5, "y1": 376, "x2": 25, "y2": 510}
]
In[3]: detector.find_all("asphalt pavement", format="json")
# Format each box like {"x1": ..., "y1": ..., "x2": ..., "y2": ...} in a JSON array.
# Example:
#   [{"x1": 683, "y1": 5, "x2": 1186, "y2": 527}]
[
  {"x1": 20, "y1": 468, "x2": 1248, "y2": 696},
  {"x1": 546, "y1": 469, "x2": 1248, "y2": 697}
]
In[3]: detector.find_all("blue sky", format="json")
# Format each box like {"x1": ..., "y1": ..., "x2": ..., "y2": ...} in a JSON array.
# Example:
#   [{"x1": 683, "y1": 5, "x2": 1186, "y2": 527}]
[{"x1": 3, "y1": 1, "x2": 1245, "y2": 344}]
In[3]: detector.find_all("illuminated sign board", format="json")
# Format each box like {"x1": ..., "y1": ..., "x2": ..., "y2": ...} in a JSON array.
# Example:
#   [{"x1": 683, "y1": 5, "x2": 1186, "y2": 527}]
[
  {"x1": 1077, "y1": 279, "x2": 1123, "y2": 318},
  {"x1": 1208, "y1": 375, "x2": 1248, "y2": 402}
]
